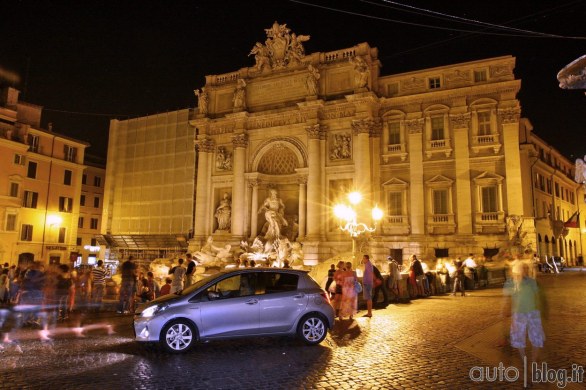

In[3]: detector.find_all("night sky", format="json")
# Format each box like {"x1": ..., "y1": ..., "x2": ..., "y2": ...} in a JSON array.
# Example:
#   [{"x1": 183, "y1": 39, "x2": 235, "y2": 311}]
[{"x1": 2, "y1": 0, "x2": 585, "y2": 160}]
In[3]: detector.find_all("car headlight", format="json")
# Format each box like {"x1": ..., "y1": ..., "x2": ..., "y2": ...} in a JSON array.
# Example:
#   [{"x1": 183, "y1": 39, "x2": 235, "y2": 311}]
[{"x1": 141, "y1": 304, "x2": 168, "y2": 318}]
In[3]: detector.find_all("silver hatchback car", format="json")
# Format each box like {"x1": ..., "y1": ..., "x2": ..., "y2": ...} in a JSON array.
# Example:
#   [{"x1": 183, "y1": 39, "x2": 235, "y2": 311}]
[{"x1": 134, "y1": 268, "x2": 335, "y2": 353}]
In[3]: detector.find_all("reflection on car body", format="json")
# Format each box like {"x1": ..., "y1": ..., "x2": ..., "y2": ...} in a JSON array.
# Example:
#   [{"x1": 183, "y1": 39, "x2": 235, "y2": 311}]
[{"x1": 133, "y1": 268, "x2": 335, "y2": 353}]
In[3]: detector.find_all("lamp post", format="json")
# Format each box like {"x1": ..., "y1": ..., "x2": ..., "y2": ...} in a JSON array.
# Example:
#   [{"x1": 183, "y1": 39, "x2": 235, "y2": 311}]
[{"x1": 333, "y1": 191, "x2": 383, "y2": 268}]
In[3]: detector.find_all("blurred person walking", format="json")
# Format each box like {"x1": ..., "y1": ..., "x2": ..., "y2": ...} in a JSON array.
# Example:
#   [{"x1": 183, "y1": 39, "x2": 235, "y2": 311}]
[
  {"x1": 184, "y1": 253, "x2": 196, "y2": 287},
  {"x1": 169, "y1": 258, "x2": 187, "y2": 294},
  {"x1": 0, "y1": 269, "x2": 8, "y2": 303},
  {"x1": 387, "y1": 257, "x2": 402, "y2": 302},
  {"x1": 91, "y1": 260, "x2": 107, "y2": 312},
  {"x1": 339, "y1": 261, "x2": 358, "y2": 320},
  {"x1": 451, "y1": 260, "x2": 466, "y2": 297},
  {"x1": 503, "y1": 262, "x2": 547, "y2": 363},
  {"x1": 333, "y1": 261, "x2": 345, "y2": 317},
  {"x1": 117, "y1": 256, "x2": 137, "y2": 314},
  {"x1": 372, "y1": 263, "x2": 389, "y2": 308},
  {"x1": 362, "y1": 255, "x2": 374, "y2": 317}
]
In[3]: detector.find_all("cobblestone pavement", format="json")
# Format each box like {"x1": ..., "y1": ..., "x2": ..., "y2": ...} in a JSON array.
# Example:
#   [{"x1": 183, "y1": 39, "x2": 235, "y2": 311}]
[{"x1": 1, "y1": 271, "x2": 585, "y2": 390}]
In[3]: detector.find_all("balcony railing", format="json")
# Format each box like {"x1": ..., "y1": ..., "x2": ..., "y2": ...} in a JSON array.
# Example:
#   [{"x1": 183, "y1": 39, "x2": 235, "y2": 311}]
[
  {"x1": 427, "y1": 213, "x2": 456, "y2": 234},
  {"x1": 425, "y1": 139, "x2": 452, "y2": 158},
  {"x1": 471, "y1": 133, "x2": 501, "y2": 154}
]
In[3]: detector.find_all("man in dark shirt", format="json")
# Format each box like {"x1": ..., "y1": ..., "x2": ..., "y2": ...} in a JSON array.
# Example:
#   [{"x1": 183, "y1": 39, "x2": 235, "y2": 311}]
[
  {"x1": 184, "y1": 253, "x2": 196, "y2": 288},
  {"x1": 412, "y1": 255, "x2": 425, "y2": 297},
  {"x1": 325, "y1": 264, "x2": 335, "y2": 298},
  {"x1": 117, "y1": 257, "x2": 137, "y2": 314},
  {"x1": 372, "y1": 265, "x2": 389, "y2": 307}
]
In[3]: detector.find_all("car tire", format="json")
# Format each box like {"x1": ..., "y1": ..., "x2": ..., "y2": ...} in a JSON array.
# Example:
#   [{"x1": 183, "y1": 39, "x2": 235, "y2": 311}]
[
  {"x1": 297, "y1": 314, "x2": 327, "y2": 345},
  {"x1": 160, "y1": 319, "x2": 196, "y2": 353}
]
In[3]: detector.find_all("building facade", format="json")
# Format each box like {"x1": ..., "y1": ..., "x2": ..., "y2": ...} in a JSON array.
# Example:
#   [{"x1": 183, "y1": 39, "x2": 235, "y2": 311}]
[
  {"x1": 0, "y1": 86, "x2": 89, "y2": 266},
  {"x1": 518, "y1": 120, "x2": 583, "y2": 264},
  {"x1": 102, "y1": 24, "x2": 582, "y2": 265},
  {"x1": 100, "y1": 110, "x2": 195, "y2": 262},
  {"x1": 77, "y1": 155, "x2": 106, "y2": 265}
]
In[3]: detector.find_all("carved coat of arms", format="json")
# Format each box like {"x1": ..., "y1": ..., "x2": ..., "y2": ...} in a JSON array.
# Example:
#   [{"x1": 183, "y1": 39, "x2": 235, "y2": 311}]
[{"x1": 249, "y1": 21, "x2": 310, "y2": 71}]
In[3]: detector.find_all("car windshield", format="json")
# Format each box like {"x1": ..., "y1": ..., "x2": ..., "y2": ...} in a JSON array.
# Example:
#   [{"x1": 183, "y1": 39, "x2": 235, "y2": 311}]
[{"x1": 175, "y1": 272, "x2": 225, "y2": 296}]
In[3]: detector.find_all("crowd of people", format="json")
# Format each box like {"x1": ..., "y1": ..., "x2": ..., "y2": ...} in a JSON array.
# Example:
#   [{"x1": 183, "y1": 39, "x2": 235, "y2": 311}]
[
  {"x1": 324, "y1": 253, "x2": 487, "y2": 316},
  {"x1": 0, "y1": 260, "x2": 112, "y2": 350}
]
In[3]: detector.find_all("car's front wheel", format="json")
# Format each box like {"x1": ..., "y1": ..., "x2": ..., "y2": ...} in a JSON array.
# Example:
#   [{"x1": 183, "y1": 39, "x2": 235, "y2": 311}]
[
  {"x1": 297, "y1": 314, "x2": 327, "y2": 345},
  {"x1": 160, "y1": 319, "x2": 196, "y2": 353}
]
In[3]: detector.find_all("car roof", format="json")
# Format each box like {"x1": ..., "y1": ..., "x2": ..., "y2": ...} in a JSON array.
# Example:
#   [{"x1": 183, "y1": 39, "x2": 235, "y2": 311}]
[{"x1": 217, "y1": 267, "x2": 309, "y2": 276}]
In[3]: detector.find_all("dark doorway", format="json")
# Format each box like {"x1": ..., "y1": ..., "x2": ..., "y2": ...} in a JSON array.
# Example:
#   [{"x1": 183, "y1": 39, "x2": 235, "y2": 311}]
[
  {"x1": 49, "y1": 256, "x2": 61, "y2": 265},
  {"x1": 18, "y1": 252, "x2": 34, "y2": 266}
]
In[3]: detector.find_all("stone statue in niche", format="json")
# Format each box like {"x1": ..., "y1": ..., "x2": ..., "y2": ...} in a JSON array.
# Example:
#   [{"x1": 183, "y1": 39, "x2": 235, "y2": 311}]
[
  {"x1": 214, "y1": 192, "x2": 232, "y2": 231},
  {"x1": 305, "y1": 64, "x2": 320, "y2": 95},
  {"x1": 258, "y1": 188, "x2": 288, "y2": 241},
  {"x1": 194, "y1": 87, "x2": 208, "y2": 115},
  {"x1": 215, "y1": 146, "x2": 232, "y2": 171},
  {"x1": 349, "y1": 56, "x2": 370, "y2": 89},
  {"x1": 233, "y1": 78, "x2": 247, "y2": 110},
  {"x1": 329, "y1": 133, "x2": 352, "y2": 160}
]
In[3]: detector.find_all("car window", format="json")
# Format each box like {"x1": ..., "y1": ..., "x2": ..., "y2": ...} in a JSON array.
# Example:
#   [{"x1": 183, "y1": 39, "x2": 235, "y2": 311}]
[
  {"x1": 263, "y1": 272, "x2": 299, "y2": 294},
  {"x1": 203, "y1": 273, "x2": 259, "y2": 300}
]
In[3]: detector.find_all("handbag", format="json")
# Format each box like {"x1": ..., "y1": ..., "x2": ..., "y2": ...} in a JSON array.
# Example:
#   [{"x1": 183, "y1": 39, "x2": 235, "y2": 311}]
[
  {"x1": 374, "y1": 277, "x2": 382, "y2": 288},
  {"x1": 354, "y1": 280, "x2": 362, "y2": 293}
]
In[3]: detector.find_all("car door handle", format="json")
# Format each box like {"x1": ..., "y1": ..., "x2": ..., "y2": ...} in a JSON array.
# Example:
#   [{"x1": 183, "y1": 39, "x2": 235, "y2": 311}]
[
  {"x1": 245, "y1": 299, "x2": 259, "y2": 305},
  {"x1": 294, "y1": 293, "x2": 305, "y2": 299},
  {"x1": 189, "y1": 307, "x2": 199, "y2": 310}
]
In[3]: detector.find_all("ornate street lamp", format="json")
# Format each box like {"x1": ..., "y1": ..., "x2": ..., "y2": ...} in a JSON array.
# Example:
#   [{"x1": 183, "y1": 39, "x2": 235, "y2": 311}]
[{"x1": 333, "y1": 191, "x2": 383, "y2": 268}]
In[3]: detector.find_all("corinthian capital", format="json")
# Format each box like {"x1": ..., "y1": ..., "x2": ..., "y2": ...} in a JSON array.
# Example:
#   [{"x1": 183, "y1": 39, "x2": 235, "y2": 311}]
[
  {"x1": 196, "y1": 138, "x2": 215, "y2": 153},
  {"x1": 232, "y1": 133, "x2": 249, "y2": 148},
  {"x1": 351, "y1": 118, "x2": 375, "y2": 136},
  {"x1": 498, "y1": 107, "x2": 521, "y2": 124},
  {"x1": 369, "y1": 118, "x2": 382, "y2": 138},
  {"x1": 404, "y1": 118, "x2": 424, "y2": 134},
  {"x1": 248, "y1": 179, "x2": 261, "y2": 189},
  {"x1": 449, "y1": 113, "x2": 471, "y2": 129},
  {"x1": 305, "y1": 124, "x2": 322, "y2": 139}
]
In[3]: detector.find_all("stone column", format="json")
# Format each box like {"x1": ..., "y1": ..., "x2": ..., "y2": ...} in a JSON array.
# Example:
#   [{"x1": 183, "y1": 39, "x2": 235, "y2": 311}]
[
  {"x1": 232, "y1": 133, "x2": 248, "y2": 239},
  {"x1": 406, "y1": 119, "x2": 425, "y2": 235},
  {"x1": 351, "y1": 119, "x2": 374, "y2": 221},
  {"x1": 369, "y1": 120, "x2": 382, "y2": 205},
  {"x1": 249, "y1": 179, "x2": 260, "y2": 240},
  {"x1": 297, "y1": 176, "x2": 307, "y2": 240},
  {"x1": 319, "y1": 128, "x2": 328, "y2": 238},
  {"x1": 194, "y1": 138, "x2": 214, "y2": 240},
  {"x1": 500, "y1": 107, "x2": 523, "y2": 215},
  {"x1": 306, "y1": 125, "x2": 322, "y2": 240},
  {"x1": 451, "y1": 113, "x2": 473, "y2": 234}
]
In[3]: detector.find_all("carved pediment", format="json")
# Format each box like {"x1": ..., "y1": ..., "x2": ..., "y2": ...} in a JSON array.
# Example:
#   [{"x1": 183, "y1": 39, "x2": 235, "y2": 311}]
[
  {"x1": 473, "y1": 171, "x2": 504, "y2": 184},
  {"x1": 382, "y1": 177, "x2": 408, "y2": 190},
  {"x1": 426, "y1": 175, "x2": 453, "y2": 186}
]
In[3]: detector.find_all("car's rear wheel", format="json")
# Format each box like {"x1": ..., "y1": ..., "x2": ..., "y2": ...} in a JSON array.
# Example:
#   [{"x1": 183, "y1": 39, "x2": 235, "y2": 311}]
[
  {"x1": 297, "y1": 314, "x2": 327, "y2": 345},
  {"x1": 160, "y1": 319, "x2": 196, "y2": 353}
]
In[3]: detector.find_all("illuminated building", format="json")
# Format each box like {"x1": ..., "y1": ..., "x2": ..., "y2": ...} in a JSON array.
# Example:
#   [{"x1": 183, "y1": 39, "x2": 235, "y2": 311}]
[
  {"x1": 0, "y1": 85, "x2": 88, "y2": 265},
  {"x1": 101, "y1": 25, "x2": 581, "y2": 264}
]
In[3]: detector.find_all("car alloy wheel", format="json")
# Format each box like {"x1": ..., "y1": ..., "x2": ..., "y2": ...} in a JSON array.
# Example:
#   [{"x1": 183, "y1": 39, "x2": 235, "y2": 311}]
[
  {"x1": 298, "y1": 314, "x2": 327, "y2": 345},
  {"x1": 162, "y1": 320, "x2": 195, "y2": 353}
]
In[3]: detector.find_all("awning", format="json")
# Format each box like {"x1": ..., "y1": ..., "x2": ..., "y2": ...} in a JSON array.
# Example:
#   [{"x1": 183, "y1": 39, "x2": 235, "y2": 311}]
[{"x1": 95, "y1": 234, "x2": 189, "y2": 249}]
